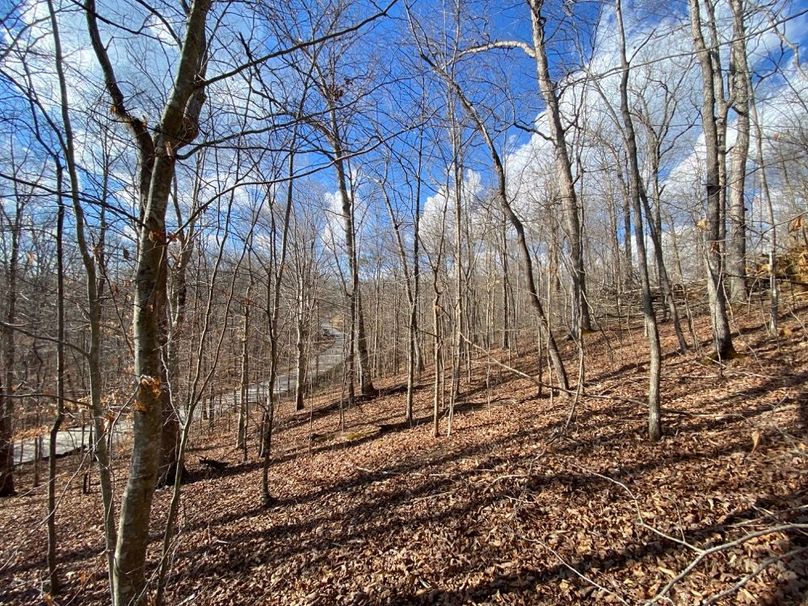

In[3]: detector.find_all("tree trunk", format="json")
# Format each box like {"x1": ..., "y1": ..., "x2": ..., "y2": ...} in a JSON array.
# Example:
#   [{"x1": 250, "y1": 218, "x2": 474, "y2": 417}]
[
  {"x1": 157, "y1": 385, "x2": 181, "y2": 485},
  {"x1": 527, "y1": 0, "x2": 591, "y2": 334},
  {"x1": 238, "y1": 286, "x2": 251, "y2": 462},
  {"x1": 86, "y1": 1, "x2": 213, "y2": 601},
  {"x1": 356, "y1": 290, "x2": 375, "y2": 396},
  {"x1": 727, "y1": 0, "x2": 751, "y2": 302},
  {"x1": 158, "y1": 176, "x2": 200, "y2": 487},
  {"x1": 0, "y1": 197, "x2": 20, "y2": 498},
  {"x1": 294, "y1": 282, "x2": 307, "y2": 411},
  {"x1": 332, "y1": 128, "x2": 370, "y2": 402},
  {"x1": 644, "y1": 145, "x2": 689, "y2": 353},
  {"x1": 379, "y1": 142, "x2": 423, "y2": 422},
  {"x1": 616, "y1": 0, "x2": 662, "y2": 441},
  {"x1": 689, "y1": 0, "x2": 735, "y2": 360},
  {"x1": 750, "y1": 88, "x2": 778, "y2": 333},
  {"x1": 51, "y1": 4, "x2": 120, "y2": 596},
  {"x1": 425, "y1": 56, "x2": 570, "y2": 392},
  {"x1": 501, "y1": 212, "x2": 511, "y2": 350},
  {"x1": 432, "y1": 290, "x2": 443, "y2": 437},
  {"x1": 606, "y1": 185, "x2": 621, "y2": 292},
  {"x1": 261, "y1": 128, "x2": 297, "y2": 505},
  {"x1": 46, "y1": 166, "x2": 66, "y2": 594},
  {"x1": 449, "y1": 100, "x2": 464, "y2": 434}
]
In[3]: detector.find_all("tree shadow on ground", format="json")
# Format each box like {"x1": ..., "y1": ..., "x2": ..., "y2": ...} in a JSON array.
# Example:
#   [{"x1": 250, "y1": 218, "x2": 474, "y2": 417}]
[
  {"x1": 8, "y1": 306, "x2": 805, "y2": 604},
  {"x1": 173, "y1": 425, "x2": 805, "y2": 606}
]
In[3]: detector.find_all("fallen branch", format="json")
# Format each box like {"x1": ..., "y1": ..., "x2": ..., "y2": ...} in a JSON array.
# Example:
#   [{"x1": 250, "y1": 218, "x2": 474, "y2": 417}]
[
  {"x1": 569, "y1": 463, "x2": 808, "y2": 605},
  {"x1": 460, "y1": 333, "x2": 545, "y2": 389},
  {"x1": 647, "y1": 523, "x2": 808, "y2": 604},
  {"x1": 702, "y1": 546, "x2": 808, "y2": 605},
  {"x1": 518, "y1": 535, "x2": 631, "y2": 605}
]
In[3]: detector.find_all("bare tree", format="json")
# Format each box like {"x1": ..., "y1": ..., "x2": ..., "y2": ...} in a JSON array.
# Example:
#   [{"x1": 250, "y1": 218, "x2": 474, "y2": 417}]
[
  {"x1": 154, "y1": 173, "x2": 245, "y2": 606},
  {"x1": 46, "y1": 1, "x2": 118, "y2": 591},
  {"x1": 727, "y1": 0, "x2": 752, "y2": 302},
  {"x1": 237, "y1": 255, "x2": 253, "y2": 462},
  {"x1": 688, "y1": 0, "x2": 736, "y2": 360},
  {"x1": 0, "y1": 155, "x2": 23, "y2": 497},
  {"x1": 525, "y1": 0, "x2": 591, "y2": 335},
  {"x1": 458, "y1": 1, "x2": 592, "y2": 337},
  {"x1": 290, "y1": 198, "x2": 324, "y2": 412},
  {"x1": 614, "y1": 0, "x2": 661, "y2": 440},
  {"x1": 377, "y1": 137, "x2": 425, "y2": 424},
  {"x1": 417, "y1": 49, "x2": 570, "y2": 393},
  {"x1": 46, "y1": 162, "x2": 65, "y2": 594},
  {"x1": 85, "y1": 1, "x2": 212, "y2": 601},
  {"x1": 286, "y1": 22, "x2": 378, "y2": 401}
]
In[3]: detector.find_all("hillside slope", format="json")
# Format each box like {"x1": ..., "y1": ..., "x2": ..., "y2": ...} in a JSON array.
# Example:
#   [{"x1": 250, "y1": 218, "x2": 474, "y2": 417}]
[{"x1": 1, "y1": 307, "x2": 806, "y2": 605}]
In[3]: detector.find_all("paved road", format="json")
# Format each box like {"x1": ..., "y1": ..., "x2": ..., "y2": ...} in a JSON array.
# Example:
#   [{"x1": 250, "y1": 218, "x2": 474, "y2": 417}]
[
  {"x1": 217, "y1": 324, "x2": 344, "y2": 417},
  {"x1": 15, "y1": 325, "x2": 344, "y2": 464}
]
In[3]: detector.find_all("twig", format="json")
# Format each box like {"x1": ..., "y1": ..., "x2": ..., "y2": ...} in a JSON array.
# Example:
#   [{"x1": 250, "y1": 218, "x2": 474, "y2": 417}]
[
  {"x1": 646, "y1": 524, "x2": 808, "y2": 604},
  {"x1": 520, "y1": 535, "x2": 631, "y2": 605},
  {"x1": 702, "y1": 546, "x2": 808, "y2": 605},
  {"x1": 568, "y1": 463, "x2": 808, "y2": 604}
]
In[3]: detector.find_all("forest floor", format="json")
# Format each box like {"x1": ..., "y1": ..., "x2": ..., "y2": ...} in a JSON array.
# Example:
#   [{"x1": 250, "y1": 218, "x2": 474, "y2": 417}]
[{"x1": 1, "y1": 302, "x2": 807, "y2": 605}]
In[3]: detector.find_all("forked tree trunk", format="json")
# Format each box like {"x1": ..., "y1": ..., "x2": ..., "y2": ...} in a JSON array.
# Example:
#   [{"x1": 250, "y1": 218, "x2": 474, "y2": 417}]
[
  {"x1": 689, "y1": 0, "x2": 735, "y2": 360},
  {"x1": 86, "y1": 1, "x2": 212, "y2": 602}
]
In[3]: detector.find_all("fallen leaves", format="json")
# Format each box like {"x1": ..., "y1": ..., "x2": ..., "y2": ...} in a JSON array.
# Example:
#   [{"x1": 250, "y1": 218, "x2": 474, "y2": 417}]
[{"x1": 2, "y1": 307, "x2": 807, "y2": 605}]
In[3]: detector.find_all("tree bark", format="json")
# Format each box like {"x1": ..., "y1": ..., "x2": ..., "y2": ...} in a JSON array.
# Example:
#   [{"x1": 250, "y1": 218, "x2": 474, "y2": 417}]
[
  {"x1": 643, "y1": 139, "x2": 689, "y2": 353},
  {"x1": 689, "y1": 0, "x2": 736, "y2": 360},
  {"x1": 749, "y1": 88, "x2": 778, "y2": 332},
  {"x1": 727, "y1": 0, "x2": 751, "y2": 302},
  {"x1": 0, "y1": 189, "x2": 20, "y2": 498},
  {"x1": 333, "y1": 129, "x2": 374, "y2": 399},
  {"x1": 527, "y1": 0, "x2": 591, "y2": 335},
  {"x1": 616, "y1": 0, "x2": 662, "y2": 441},
  {"x1": 356, "y1": 290, "x2": 375, "y2": 396},
  {"x1": 85, "y1": 1, "x2": 213, "y2": 601},
  {"x1": 46, "y1": 165, "x2": 66, "y2": 594},
  {"x1": 262, "y1": 135, "x2": 297, "y2": 506},
  {"x1": 448, "y1": 99, "x2": 464, "y2": 434},
  {"x1": 49, "y1": 3, "x2": 120, "y2": 595},
  {"x1": 379, "y1": 142, "x2": 423, "y2": 423},
  {"x1": 294, "y1": 283, "x2": 308, "y2": 412},
  {"x1": 501, "y1": 212, "x2": 511, "y2": 350},
  {"x1": 158, "y1": 173, "x2": 200, "y2": 486},
  {"x1": 237, "y1": 283, "x2": 251, "y2": 462}
]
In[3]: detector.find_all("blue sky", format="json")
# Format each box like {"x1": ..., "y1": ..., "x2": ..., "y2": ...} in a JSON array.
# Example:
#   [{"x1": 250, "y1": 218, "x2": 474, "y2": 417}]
[{"x1": 0, "y1": 0, "x2": 806, "y2": 270}]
